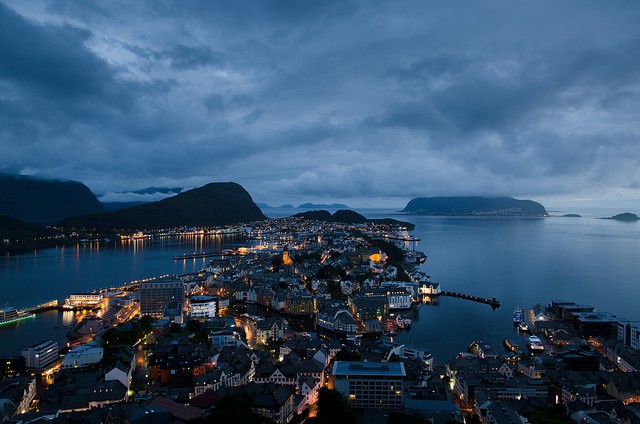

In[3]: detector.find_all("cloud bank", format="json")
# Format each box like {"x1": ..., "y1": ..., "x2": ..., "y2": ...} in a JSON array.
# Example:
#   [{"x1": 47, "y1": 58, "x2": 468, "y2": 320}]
[{"x1": 1, "y1": 1, "x2": 639, "y2": 207}]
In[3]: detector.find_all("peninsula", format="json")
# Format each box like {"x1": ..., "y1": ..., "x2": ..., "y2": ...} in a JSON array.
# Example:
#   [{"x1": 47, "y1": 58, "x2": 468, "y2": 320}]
[{"x1": 403, "y1": 196, "x2": 548, "y2": 217}]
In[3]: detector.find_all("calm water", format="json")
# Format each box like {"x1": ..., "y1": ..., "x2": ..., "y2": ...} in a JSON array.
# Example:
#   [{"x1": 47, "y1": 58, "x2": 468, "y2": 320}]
[{"x1": 1, "y1": 209, "x2": 639, "y2": 362}]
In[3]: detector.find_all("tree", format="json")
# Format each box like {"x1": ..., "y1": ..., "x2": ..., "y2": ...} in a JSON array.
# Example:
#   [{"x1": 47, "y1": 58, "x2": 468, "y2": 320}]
[
  {"x1": 205, "y1": 393, "x2": 270, "y2": 424},
  {"x1": 312, "y1": 388, "x2": 357, "y2": 424}
]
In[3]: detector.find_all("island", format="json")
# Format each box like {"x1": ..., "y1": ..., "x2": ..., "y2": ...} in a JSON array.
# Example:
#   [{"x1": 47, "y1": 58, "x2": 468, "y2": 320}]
[
  {"x1": 298, "y1": 202, "x2": 350, "y2": 209},
  {"x1": 403, "y1": 196, "x2": 548, "y2": 217},
  {"x1": 562, "y1": 214, "x2": 582, "y2": 218},
  {"x1": 294, "y1": 209, "x2": 415, "y2": 230},
  {"x1": 605, "y1": 212, "x2": 639, "y2": 222}
]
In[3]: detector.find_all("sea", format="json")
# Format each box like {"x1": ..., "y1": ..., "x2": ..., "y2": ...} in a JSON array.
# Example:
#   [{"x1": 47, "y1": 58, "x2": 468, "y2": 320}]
[{"x1": 1, "y1": 206, "x2": 639, "y2": 363}]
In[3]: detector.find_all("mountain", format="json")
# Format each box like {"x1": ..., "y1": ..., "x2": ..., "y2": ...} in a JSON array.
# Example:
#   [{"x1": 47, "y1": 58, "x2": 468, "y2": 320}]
[
  {"x1": 294, "y1": 209, "x2": 415, "y2": 230},
  {"x1": 605, "y1": 213, "x2": 639, "y2": 222},
  {"x1": 99, "y1": 187, "x2": 185, "y2": 211},
  {"x1": 60, "y1": 182, "x2": 266, "y2": 230},
  {"x1": 403, "y1": 196, "x2": 548, "y2": 217},
  {"x1": 0, "y1": 174, "x2": 106, "y2": 224},
  {"x1": 0, "y1": 215, "x2": 53, "y2": 241},
  {"x1": 297, "y1": 203, "x2": 350, "y2": 209}
]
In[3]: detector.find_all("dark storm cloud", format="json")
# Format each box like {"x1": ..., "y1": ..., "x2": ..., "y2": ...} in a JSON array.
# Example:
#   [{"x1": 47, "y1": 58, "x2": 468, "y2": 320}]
[{"x1": 1, "y1": 0, "x2": 639, "y2": 207}]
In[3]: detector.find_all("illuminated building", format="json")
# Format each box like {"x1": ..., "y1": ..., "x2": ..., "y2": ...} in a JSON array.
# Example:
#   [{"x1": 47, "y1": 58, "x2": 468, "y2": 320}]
[
  {"x1": 22, "y1": 339, "x2": 58, "y2": 371},
  {"x1": 332, "y1": 361, "x2": 406, "y2": 409},
  {"x1": 139, "y1": 278, "x2": 185, "y2": 318}
]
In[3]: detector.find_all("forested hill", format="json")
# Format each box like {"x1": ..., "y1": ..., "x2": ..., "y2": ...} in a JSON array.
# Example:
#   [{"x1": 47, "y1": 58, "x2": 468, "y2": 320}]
[
  {"x1": 59, "y1": 182, "x2": 266, "y2": 230},
  {"x1": 0, "y1": 174, "x2": 106, "y2": 225},
  {"x1": 403, "y1": 196, "x2": 548, "y2": 216}
]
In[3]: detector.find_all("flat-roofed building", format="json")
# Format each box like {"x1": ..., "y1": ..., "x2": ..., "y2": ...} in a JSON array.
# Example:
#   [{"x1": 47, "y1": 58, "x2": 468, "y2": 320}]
[
  {"x1": 140, "y1": 278, "x2": 185, "y2": 318},
  {"x1": 332, "y1": 361, "x2": 406, "y2": 409},
  {"x1": 190, "y1": 295, "x2": 217, "y2": 319},
  {"x1": 62, "y1": 343, "x2": 103, "y2": 369},
  {"x1": 66, "y1": 293, "x2": 103, "y2": 308},
  {"x1": 22, "y1": 339, "x2": 58, "y2": 371}
]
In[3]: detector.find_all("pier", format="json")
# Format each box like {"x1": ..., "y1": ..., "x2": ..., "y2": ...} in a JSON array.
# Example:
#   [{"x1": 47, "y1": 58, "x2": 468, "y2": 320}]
[
  {"x1": 173, "y1": 251, "x2": 222, "y2": 260},
  {"x1": 440, "y1": 291, "x2": 501, "y2": 308}
]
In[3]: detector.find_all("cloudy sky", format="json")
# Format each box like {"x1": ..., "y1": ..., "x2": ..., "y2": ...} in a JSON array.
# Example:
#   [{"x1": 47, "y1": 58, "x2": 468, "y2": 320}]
[{"x1": 1, "y1": 1, "x2": 639, "y2": 208}]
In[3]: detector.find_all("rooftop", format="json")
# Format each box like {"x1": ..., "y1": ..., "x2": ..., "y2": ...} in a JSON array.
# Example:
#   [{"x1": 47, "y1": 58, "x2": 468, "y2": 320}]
[{"x1": 332, "y1": 361, "x2": 406, "y2": 377}]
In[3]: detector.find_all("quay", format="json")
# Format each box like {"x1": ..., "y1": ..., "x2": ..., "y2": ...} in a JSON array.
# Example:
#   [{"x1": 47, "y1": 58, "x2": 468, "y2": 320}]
[
  {"x1": 173, "y1": 251, "x2": 222, "y2": 260},
  {"x1": 440, "y1": 291, "x2": 501, "y2": 308}
]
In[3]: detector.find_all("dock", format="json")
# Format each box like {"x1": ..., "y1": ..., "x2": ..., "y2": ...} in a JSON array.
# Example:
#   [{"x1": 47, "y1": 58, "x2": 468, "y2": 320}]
[
  {"x1": 173, "y1": 251, "x2": 222, "y2": 260},
  {"x1": 441, "y1": 291, "x2": 501, "y2": 308}
]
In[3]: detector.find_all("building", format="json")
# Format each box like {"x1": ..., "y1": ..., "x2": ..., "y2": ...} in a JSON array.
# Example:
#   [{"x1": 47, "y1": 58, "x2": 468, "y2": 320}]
[
  {"x1": 65, "y1": 293, "x2": 103, "y2": 308},
  {"x1": 62, "y1": 343, "x2": 103, "y2": 369},
  {"x1": 190, "y1": 295, "x2": 217, "y2": 319},
  {"x1": 0, "y1": 356, "x2": 26, "y2": 379},
  {"x1": 256, "y1": 317, "x2": 287, "y2": 345},
  {"x1": 331, "y1": 361, "x2": 406, "y2": 409},
  {"x1": 139, "y1": 278, "x2": 185, "y2": 318},
  {"x1": 22, "y1": 340, "x2": 58, "y2": 371}
]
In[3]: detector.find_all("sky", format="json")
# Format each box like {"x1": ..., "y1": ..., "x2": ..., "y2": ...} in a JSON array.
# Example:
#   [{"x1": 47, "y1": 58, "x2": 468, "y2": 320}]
[{"x1": 1, "y1": 1, "x2": 639, "y2": 209}]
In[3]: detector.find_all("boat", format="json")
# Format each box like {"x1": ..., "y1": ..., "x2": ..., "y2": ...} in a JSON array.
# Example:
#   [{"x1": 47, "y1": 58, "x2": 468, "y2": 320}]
[
  {"x1": 0, "y1": 306, "x2": 35, "y2": 326},
  {"x1": 513, "y1": 307, "x2": 524, "y2": 323},
  {"x1": 395, "y1": 316, "x2": 412, "y2": 329},
  {"x1": 517, "y1": 321, "x2": 529, "y2": 333},
  {"x1": 405, "y1": 250, "x2": 427, "y2": 265},
  {"x1": 527, "y1": 335, "x2": 544, "y2": 353}
]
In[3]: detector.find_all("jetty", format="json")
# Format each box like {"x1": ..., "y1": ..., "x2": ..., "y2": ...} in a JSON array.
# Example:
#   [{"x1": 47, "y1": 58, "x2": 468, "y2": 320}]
[
  {"x1": 441, "y1": 291, "x2": 501, "y2": 308},
  {"x1": 173, "y1": 251, "x2": 222, "y2": 260}
]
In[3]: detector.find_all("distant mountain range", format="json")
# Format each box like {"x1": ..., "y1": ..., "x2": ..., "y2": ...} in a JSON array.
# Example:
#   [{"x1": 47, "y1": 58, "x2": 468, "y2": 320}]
[
  {"x1": 293, "y1": 209, "x2": 415, "y2": 230},
  {"x1": 403, "y1": 196, "x2": 548, "y2": 217},
  {"x1": 257, "y1": 202, "x2": 349, "y2": 209},
  {"x1": 60, "y1": 182, "x2": 266, "y2": 230},
  {"x1": 0, "y1": 174, "x2": 106, "y2": 225}
]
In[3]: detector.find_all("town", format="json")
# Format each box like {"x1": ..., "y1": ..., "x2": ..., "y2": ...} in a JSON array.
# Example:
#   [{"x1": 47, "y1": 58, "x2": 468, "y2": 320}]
[{"x1": 2, "y1": 217, "x2": 640, "y2": 424}]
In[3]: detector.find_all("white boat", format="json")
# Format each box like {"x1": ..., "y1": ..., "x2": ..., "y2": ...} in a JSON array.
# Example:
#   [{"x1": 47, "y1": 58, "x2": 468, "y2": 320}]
[
  {"x1": 517, "y1": 321, "x2": 529, "y2": 333},
  {"x1": 0, "y1": 306, "x2": 34, "y2": 326},
  {"x1": 527, "y1": 335, "x2": 544, "y2": 353},
  {"x1": 513, "y1": 307, "x2": 524, "y2": 323}
]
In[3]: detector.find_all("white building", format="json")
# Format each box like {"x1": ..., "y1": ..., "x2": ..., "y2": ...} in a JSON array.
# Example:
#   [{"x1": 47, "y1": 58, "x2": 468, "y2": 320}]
[
  {"x1": 62, "y1": 343, "x2": 103, "y2": 369},
  {"x1": 22, "y1": 340, "x2": 58, "y2": 371},
  {"x1": 190, "y1": 295, "x2": 217, "y2": 319},
  {"x1": 66, "y1": 293, "x2": 103, "y2": 308}
]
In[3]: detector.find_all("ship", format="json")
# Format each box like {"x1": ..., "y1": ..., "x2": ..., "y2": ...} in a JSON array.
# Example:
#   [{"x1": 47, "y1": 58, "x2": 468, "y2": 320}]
[
  {"x1": 513, "y1": 307, "x2": 524, "y2": 323},
  {"x1": 527, "y1": 335, "x2": 545, "y2": 353},
  {"x1": 405, "y1": 250, "x2": 427, "y2": 265},
  {"x1": 517, "y1": 321, "x2": 530, "y2": 333},
  {"x1": 0, "y1": 306, "x2": 34, "y2": 326}
]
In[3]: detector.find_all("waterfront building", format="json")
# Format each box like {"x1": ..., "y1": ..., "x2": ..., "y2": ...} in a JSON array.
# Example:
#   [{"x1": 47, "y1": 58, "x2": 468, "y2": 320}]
[
  {"x1": 418, "y1": 281, "x2": 441, "y2": 296},
  {"x1": 66, "y1": 293, "x2": 103, "y2": 308},
  {"x1": 190, "y1": 295, "x2": 217, "y2": 319},
  {"x1": 139, "y1": 278, "x2": 185, "y2": 318},
  {"x1": 331, "y1": 361, "x2": 406, "y2": 409},
  {"x1": 358, "y1": 287, "x2": 412, "y2": 310},
  {"x1": 316, "y1": 302, "x2": 357, "y2": 335},
  {"x1": 21, "y1": 340, "x2": 58, "y2": 372},
  {"x1": 62, "y1": 343, "x2": 103, "y2": 369}
]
